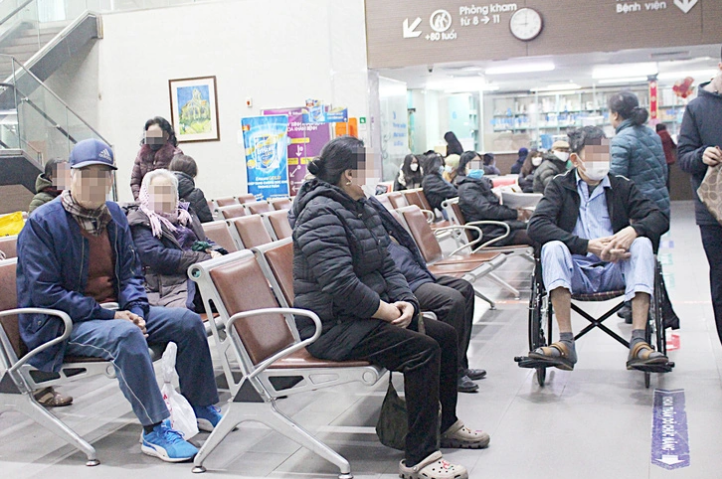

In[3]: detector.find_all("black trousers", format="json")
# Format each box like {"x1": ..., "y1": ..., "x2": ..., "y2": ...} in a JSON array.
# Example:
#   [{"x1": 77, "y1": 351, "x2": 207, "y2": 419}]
[
  {"x1": 700, "y1": 224, "x2": 722, "y2": 346},
  {"x1": 414, "y1": 276, "x2": 475, "y2": 376},
  {"x1": 346, "y1": 319, "x2": 459, "y2": 466}
]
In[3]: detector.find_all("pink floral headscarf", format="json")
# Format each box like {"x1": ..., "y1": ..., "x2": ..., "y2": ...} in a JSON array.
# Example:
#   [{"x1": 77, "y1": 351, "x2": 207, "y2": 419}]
[{"x1": 138, "y1": 169, "x2": 192, "y2": 238}]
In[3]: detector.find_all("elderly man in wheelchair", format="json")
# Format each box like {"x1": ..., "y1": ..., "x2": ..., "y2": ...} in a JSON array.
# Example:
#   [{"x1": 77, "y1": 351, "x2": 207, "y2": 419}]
[{"x1": 525, "y1": 126, "x2": 671, "y2": 373}]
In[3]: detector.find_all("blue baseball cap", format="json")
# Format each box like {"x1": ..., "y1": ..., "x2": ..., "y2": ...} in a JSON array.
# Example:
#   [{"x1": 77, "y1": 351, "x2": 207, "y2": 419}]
[{"x1": 69, "y1": 139, "x2": 117, "y2": 170}]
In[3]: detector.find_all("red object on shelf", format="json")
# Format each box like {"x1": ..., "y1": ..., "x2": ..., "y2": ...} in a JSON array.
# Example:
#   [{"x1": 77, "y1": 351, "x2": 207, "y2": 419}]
[
  {"x1": 492, "y1": 176, "x2": 518, "y2": 188},
  {"x1": 673, "y1": 77, "x2": 695, "y2": 99}
]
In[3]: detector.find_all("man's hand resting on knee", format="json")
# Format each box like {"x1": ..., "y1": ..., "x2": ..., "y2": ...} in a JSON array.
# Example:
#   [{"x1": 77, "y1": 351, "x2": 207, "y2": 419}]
[
  {"x1": 600, "y1": 227, "x2": 638, "y2": 262},
  {"x1": 114, "y1": 310, "x2": 148, "y2": 337}
]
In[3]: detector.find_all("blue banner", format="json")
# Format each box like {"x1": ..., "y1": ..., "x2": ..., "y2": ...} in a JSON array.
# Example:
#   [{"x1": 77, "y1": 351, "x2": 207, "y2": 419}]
[
  {"x1": 242, "y1": 115, "x2": 290, "y2": 199},
  {"x1": 651, "y1": 389, "x2": 690, "y2": 470}
]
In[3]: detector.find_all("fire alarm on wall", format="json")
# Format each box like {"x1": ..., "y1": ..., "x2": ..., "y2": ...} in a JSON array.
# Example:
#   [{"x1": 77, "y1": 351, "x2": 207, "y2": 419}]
[{"x1": 246, "y1": 97, "x2": 253, "y2": 108}]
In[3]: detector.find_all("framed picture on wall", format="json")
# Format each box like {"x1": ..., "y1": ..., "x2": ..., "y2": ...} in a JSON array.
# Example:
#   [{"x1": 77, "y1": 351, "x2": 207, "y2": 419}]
[{"x1": 168, "y1": 75, "x2": 220, "y2": 143}]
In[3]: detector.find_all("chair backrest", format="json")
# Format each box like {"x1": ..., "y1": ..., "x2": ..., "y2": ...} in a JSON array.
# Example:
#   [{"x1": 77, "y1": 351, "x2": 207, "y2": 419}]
[
  {"x1": 207, "y1": 252, "x2": 295, "y2": 365},
  {"x1": 375, "y1": 194, "x2": 395, "y2": 212},
  {"x1": 269, "y1": 198, "x2": 292, "y2": 211},
  {"x1": 245, "y1": 201, "x2": 273, "y2": 216},
  {"x1": 254, "y1": 238, "x2": 295, "y2": 307},
  {"x1": 0, "y1": 235, "x2": 18, "y2": 259},
  {"x1": 402, "y1": 190, "x2": 425, "y2": 210},
  {"x1": 415, "y1": 189, "x2": 433, "y2": 211},
  {"x1": 219, "y1": 205, "x2": 248, "y2": 219},
  {"x1": 398, "y1": 206, "x2": 444, "y2": 264},
  {"x1": 236, "y1": 194, "x2": 257, "y2": 205},
  {"x1": 202, "y1": 221, "x2": 238, "y2": 253},
  {"x1": 387, "y1": 192, "x2": 409, "y2": 209},
  {"x1": 0, "y1": 258, "x2": 26, "y2": 360},
  {"x1": 230, "y1": 215, "x2": 274, "y2": 248},
  {"x1": 215, "y1": 196, "x2": 238, "y2": 207},
  {"x1": 263, "y1": 210, "x2": 293, "y2": 240}
]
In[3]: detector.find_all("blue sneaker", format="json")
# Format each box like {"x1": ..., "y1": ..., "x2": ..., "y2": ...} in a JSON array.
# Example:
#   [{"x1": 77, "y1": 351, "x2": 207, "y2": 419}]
[
  {"x1": 194, "y1": 405, "x2": 222, "y2": 432},
  {"x1": 141, "y1": 422, "x2": 198, "y2": 462}
]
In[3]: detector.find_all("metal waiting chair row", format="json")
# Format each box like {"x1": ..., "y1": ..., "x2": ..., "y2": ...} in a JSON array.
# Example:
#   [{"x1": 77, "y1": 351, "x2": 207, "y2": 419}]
[{"x1": 201, "y1": 210, "x2": 292, "y2": 253}]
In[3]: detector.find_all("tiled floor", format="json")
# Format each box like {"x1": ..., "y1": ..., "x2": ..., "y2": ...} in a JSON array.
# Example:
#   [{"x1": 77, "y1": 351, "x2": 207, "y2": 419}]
[{"x1": 2, "y1": 201, "x2": 721, "y2": 478}]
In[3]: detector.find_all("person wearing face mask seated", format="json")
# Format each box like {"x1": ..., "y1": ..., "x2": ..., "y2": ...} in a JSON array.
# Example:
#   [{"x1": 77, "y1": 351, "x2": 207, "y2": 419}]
[
  {"x1": 421, "y1": 154, "x2": 458, "y2": 216},
  {"x1": 481, "y1": 153, "x2": 501, "y2": 176},
  {"x1": 518, "y1": 150, "x2": 543, "y2": 193},
  {"x1": 130, "y1": 116, "x2": 183, "y2": 201},
  {"x1": 16, "y1": 140, "x2": 221, "y2": 462},
  {"x1": 126, "y1": 169, "x2": 225, "y2": 311},
  {"x1": 443, "y1": 154, "x2": 461, "y2": 183},
  {"x1": 393, "y1": 154, "x2": 424, "y2": 191},
  {"x1": 455, "y1": 151, "x2": 532, "y2": 246},
  {"x1": 533, "y1": 141, "x2": 571, "y2": 194},
  {"x1": 526, "y1": 126, "x2": 670, "y2": 372},
  {"x1": 293, "y1": 136, "x2": 489, "y2": 479}
]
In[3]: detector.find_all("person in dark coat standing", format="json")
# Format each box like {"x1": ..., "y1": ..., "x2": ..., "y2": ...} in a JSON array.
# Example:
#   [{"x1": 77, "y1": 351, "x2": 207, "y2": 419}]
[
  {"x1": 510, "y1": 147, "x2": 529, "y2": 174},
  {"x1": 609, "y1": 91, "x2": 669, "y2": 216},
  {"x1": 168, "y1": 154, "x2": 214, "y2": 223},
  {"x1": 678, "y1": 52, "x2": 722, "y2": 346},
  {"x1": 130, "y1": 117, "x2": 183, "y2": 201},
  {"x1": 421, "y1": 154, "x2": 458, "y2": 213},
  {"x1": 656, "y1": 123, "x2": 677, "y2": 191},
  {"x1": 444, "y1": 131, "x2": 464, "y2": 156},
  {"x1": 456, "y1": 152, "x2": 531, "y2": 246},
  {"x1": 292, "y1": 136, "x2": 488, "y2": 479},
  {"x1": 367, "y1": 196, "x2": 487, "y2": 393},
  {"x1": 127, "y1": 169, "x2": 224, "y2": 311}
]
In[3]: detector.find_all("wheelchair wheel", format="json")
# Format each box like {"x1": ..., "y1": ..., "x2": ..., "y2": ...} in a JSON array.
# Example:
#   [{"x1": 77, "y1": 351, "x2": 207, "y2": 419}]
[
  {"x1": 528, "y1": 269, "x2": 553, "y2": 387},
  {"x1": 643, "y1": 261, "x2": 667, "y2": 389}
]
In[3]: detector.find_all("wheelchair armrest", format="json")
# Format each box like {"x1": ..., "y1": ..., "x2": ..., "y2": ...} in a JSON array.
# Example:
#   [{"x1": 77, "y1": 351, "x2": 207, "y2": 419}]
[{"x1": 0, "y1": 308, "x2": 73, "y2": 374}]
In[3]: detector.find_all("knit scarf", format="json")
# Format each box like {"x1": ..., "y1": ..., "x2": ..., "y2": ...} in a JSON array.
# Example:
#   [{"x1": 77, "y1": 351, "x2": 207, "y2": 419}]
[
  {"x1": 60, "y1": 190, "x2": 112, "y2": 236},
  {"x1": 138, "y1": 180, "x2": 192, "y2": 238}
]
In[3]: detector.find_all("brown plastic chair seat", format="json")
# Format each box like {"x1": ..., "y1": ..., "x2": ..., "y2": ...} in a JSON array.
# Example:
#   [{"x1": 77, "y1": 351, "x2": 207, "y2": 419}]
[
  {"x1": 268, "y1": 348, "x2": 371, "y2": 369},
  {"x1": 237, "y1": 194, "x2": 256, "y2": 205},
  {"x1": 434, "y1": 252, "x2": 501, "y2": 265},
  {"x1": 428, "y1": 263, "x2": 478, "y2": 275},
  {"x1": 246, "y1": 201, "x2": 273, "y2": 215},
  {"x1": 430, "y1": 220, "x2": 451, "y2": 230},
  {"x1": 231, "y1": 215, "x2": 273, "y2": 248},
  {"x1": 220, "y1": 205, "x2": 248, "y2": 219},
  {"x1": 215, "y1": 197, "x2": 238, "y2": 207},
  {"x1": 203, "y1": 221, "x2": 238, "y2": 253}
]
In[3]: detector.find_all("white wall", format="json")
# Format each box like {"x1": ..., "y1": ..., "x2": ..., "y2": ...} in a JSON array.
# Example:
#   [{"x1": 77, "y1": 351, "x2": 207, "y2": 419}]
[{"x1": 49, "y1": 0, "x2": 370, "y2": 203}]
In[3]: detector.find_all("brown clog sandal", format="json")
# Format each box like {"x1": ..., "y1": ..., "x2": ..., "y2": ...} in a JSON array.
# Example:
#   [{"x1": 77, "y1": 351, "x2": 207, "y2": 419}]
[
  {"x1": 626, "y1": 341, "x2": 668, "y2": 370},
  {"x1": 528, "y1": 341, "x2": 575, "y2": 371}
]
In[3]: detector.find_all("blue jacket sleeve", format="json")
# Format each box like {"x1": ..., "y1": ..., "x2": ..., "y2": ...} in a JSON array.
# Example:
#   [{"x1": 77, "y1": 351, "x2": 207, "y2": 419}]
[
  {"x1": 19, "y1": 216, "x2": 116, "y2": 322},
  {"x1": 113, "y1": 215, "x2": 150, "y2": 319},
  {"x1": 678, "y1": 106, "x2": 708, "y2": 176}
]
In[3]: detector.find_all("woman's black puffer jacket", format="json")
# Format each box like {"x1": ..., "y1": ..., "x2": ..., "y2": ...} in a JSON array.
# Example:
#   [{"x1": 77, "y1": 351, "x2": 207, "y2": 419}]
[
  {"x1": 422, "y1": 171, "x2": 458, "y2": 211},
  {"x1": 292, "y1": 178, "x2": 419, "y2": 361},
  {"x1": 174, "y1": 171, "x2": 214, "y2": 223},
  {"x1": 457, "y1": 174, "x2": 517, "y2": 241}
]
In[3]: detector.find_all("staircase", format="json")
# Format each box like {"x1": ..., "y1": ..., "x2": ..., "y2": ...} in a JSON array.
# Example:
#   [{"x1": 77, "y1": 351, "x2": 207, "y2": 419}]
[{"x1": 0, "y1": 2, "x2": 109, "y2": 214}]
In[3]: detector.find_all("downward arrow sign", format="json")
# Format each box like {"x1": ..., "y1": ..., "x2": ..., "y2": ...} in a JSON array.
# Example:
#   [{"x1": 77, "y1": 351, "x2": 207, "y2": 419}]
[
  {"x1": 403, "y1": 17, "x2": 422, "y2": 38},
  {"x1": 659, "y1": 455, "x2": 684, "y2": 466},
  {"x1": 674, "y1": 0, "x2": 698, "y2": 14}
]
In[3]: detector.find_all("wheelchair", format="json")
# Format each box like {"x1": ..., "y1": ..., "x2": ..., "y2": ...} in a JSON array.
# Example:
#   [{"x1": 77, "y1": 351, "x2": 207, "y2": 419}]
[{"x1": 515, "y1": 251, "x2": 674, "y2": 389}]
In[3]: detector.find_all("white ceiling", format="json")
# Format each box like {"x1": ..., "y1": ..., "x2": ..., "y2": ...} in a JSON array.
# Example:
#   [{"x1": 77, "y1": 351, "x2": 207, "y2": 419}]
[{"x1": 378, "y1": 44, "x2": 721, "y2": 93}]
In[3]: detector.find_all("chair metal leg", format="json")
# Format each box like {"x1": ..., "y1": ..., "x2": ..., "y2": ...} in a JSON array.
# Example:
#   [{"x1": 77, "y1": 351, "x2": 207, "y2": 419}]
[
  {"x1": 193, "y1": 401, "x2": 352, "y2": 477},
  {"x1": 7, "y1": 393, "x2": 98, "y2": 466},
  {"x1": 488, "y1": 273, "x2": 520, "y2": 299},
  {"x1": 473, "y1": 288, "x2": 496, "y2": 310}
]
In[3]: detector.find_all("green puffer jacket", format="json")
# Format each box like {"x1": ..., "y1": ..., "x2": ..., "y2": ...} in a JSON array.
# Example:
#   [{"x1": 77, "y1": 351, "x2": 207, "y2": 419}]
[
  {"x1": 610, "y1": 119, "x2": 669, "y2": 217},
  {"x1": 28, "y1": 174, "x2": 61, "y2": 213}
]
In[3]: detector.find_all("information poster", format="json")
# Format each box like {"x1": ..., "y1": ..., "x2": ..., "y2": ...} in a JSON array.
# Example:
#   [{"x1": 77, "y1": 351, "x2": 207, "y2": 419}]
[
  {"x1": 242, "y1": 115, "x2": 290, "y2": 199},
  {"x1": 287, "y1": 115, "x2": 331, "y2": 195}
]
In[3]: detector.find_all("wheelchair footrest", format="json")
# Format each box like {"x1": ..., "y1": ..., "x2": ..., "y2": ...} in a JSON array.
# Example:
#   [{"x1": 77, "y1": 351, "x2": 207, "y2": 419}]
[
  {"x1": 514, "y1": 356, "x2": 552, "y2": 369},
  {"x1": 629, "y1": 362, "x2": 675, "y2": 373}
]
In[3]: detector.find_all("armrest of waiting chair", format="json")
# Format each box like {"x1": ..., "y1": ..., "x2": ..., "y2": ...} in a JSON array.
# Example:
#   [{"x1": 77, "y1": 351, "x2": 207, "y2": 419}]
[
  {"x1": 432, "y1": 224, "x2": 485, "y2": 256},
  {"x1": 464, "y1": 221, "x2": 512, "y2": 253},
  {"x1": 226, "y1": 307, "x2": 322, "y2": 380},
  {"x1": 420, "y1": 209, "x2": 435, "y2": 223},
  {"x1": 0, "y1": 308, "x2": 72, "y2": 374}
]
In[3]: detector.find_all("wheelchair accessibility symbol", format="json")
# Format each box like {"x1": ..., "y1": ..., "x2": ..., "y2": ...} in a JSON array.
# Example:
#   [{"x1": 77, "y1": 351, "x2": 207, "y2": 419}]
[{"x1": 430, "y1": 10, "x2": 452, "y2": 33}]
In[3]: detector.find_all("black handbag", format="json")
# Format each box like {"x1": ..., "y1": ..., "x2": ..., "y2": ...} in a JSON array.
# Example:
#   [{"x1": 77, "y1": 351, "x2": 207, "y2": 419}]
[{"x1": 375, "y1": 373, "x2": 407, "y2": 450}]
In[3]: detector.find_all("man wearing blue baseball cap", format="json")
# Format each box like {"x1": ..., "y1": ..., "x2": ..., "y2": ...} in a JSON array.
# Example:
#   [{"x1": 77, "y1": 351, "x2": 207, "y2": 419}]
[{"x1": 16, "y1": 139, "x2": 221, "y2": 462}]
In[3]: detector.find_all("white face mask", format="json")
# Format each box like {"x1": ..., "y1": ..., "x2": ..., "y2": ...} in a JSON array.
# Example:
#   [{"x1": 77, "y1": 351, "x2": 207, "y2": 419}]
[
  {"x1": 554, "y1": 151, "x2": 569, "y2": 162},
  {"x1": 361, "y1": 177, "x2": 380, "y2": 199},
  {"x1": 409, "y1": 163, "x2": 419, "y2": 172},
  {"x1": 581, "y1": 161, "x2": 610, "y2": 181},
  {"x1": 531, "y1": 157, "x2": 543, "y2": 167},
  {"x1": 444, "y1": 165, "x2": 453, "y2": 174}
]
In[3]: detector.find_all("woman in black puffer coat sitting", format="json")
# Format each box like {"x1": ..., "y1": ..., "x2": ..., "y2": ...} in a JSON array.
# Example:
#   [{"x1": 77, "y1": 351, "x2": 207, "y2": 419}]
[
  {"x1": 421, "y1": 153, "x2": 458, "y2": 214},
  {"x1": 456, "y1": 151, "x2": 532, "y2": 246},
  {"x1": 292, "y1": 136, "x2": 488, "y2": 479}
]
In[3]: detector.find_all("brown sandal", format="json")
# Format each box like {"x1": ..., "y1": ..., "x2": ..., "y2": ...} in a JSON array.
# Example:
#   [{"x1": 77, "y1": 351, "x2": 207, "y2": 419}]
[
  {"x1": 34, "y1": 387, "x2": 73, "y2": 408},
  {"x1": 626, "y1": 341, "x2": 668, "y2": 370},
  {"x1": 528, "y1": 342, "x2": 576, "y2": 371}
]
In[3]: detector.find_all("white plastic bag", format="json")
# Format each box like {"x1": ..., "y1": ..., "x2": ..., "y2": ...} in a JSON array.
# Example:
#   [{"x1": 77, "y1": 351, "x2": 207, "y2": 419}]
[{"x1": 160, "y1": 342, "x2": 199, "y2": 439}]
